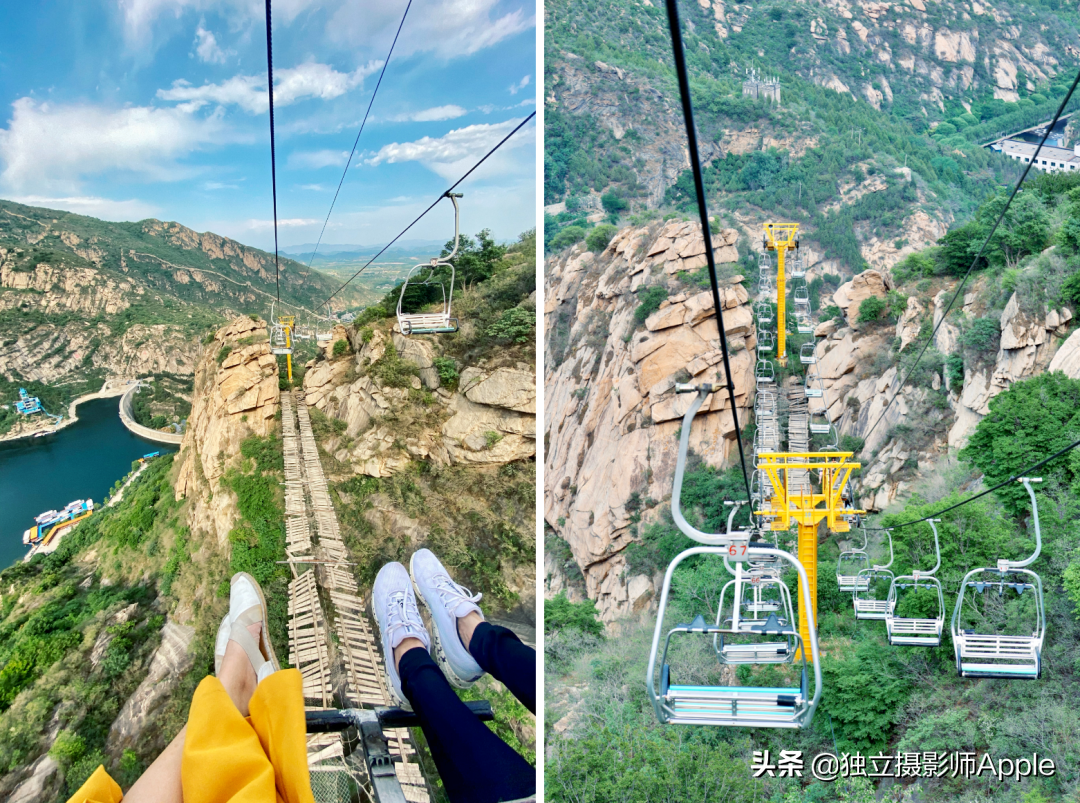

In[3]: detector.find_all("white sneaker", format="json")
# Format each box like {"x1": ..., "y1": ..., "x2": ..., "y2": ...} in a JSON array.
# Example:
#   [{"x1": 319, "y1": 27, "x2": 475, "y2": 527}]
[
  {"x1": 372, "y1": 562, "x2": 431, "y2": 709},
  {"x1": 409, "y1": 549, "x2": 484, "y2": 688}
]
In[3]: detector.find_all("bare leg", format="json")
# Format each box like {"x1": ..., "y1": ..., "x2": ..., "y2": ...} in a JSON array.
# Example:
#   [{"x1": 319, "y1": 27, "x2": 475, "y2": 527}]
[
  {"x1": 393, "y1": 636, "x2": 427, "y2": 671},
  {"x1": 122, "y1": 620, "x2": 262, "y2": 799},
  {"x1": 457, "y1": 610, "x2": 483, "y2": 651},
  {"x1": 217, "y1": 621, "x2": 262, "y2": 717},
  {"x1": 123, "y1": 726, "x2": 185, "y2": 803}
]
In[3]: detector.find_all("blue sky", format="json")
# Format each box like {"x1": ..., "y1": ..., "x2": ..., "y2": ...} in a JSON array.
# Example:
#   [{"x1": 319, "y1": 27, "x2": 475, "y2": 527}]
[{"x1": 0, "y1": 0, "x2": 536, "y2": 251}]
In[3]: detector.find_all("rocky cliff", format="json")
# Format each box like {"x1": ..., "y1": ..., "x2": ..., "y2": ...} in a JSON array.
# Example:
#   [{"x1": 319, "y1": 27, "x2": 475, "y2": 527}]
[
  {"x1": 175, "y1": 316, "x2": 281, "y2": 546},
  {"x1": 545, "y1": 220, "x2": 756, "y2": 620},
  {"x1": 546, "y1": 219, "x2": 1080, "y2": 620}
]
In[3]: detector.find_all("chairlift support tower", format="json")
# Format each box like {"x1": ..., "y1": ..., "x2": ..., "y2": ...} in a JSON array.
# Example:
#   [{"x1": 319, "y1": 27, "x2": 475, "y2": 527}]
[
  {"x1": 754, "y1": 450, "x2": 864, "y2": 661},
  {"x1": 763, "y1": 222, "x2": 799, "y2": 367}
]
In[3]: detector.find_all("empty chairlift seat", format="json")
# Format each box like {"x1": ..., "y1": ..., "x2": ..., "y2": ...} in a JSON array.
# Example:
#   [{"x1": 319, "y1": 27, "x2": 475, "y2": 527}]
[
  {"x1": 397, "y1": 193, "x2": 463, "y2": 336},
  {"x1": 854, "y1": 529, "x2": 895, "y2": 620},
  {"x1": 836, "y1": 530, "x2": 871, "y2": 593},
  {"x1": 886, "y1": 520, "x2": 946, "y2": 647},
  {"x1": 952, "y1": 479, "x2": 1045, "y2": 679}
]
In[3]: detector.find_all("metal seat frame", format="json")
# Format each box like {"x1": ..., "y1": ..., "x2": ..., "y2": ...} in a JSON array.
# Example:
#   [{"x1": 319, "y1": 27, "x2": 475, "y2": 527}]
[
  {"x1": 886, "y1": 520, "x2": 946, "y2": 646},
  {"x1": 836, "y1": 528, "x2": 870, "y2": 593},
  {"x1": 646, "y1": 384, "x2": 823, "y2": 729},
  {"x1": 268, "y1": 301, "x2": 293, "y2": 356},
  {"x1": 951, "y1": 478, "x2": 1046, "y2": 679},
  {"x1": 397, "y1": 193, "x2": 462, "y2": 336},
  {"x1": 854, "y1": 529, "x2": 895, "y2": 620}
]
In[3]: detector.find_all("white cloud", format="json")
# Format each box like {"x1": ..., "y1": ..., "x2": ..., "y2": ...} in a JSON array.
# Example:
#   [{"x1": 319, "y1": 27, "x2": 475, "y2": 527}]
[
  {"x1": 394, "y1": 105, "x2": 468, "y2": 122},
  {"x1": 508, "y1": 75, "x2": 530, "y2": 95},
  {"x1": 157, "y1": 61, "x2": 383, "y2": 114},
  {"x1": 287, "y1": 149, "x2": 350, "y2": 170},
  {"x1": 300, "y1": 183, "x2": 327, "y2": 190},
  {"x1": 326, "y1": 0, "x2": 534, "y2": 59},
  {"x1": 202, "y1": 180, "x2": 239, "y2": 190},
  {"x1": 6, "y1": 195, "x2": 160, "y2": 221},
  {"x1": 240, "y1": 217, "x2": 320, "y2": 230},
  {"x1": 193, "y1": 24, "x2": 232, "y2": 64},
  {"x1": 117, "y1": 0, "x2": 317, "y2": 48},
  {"x1": 366, "y1": 117, "x2": 535, "y2": 180},
  {"x1": 0, "y1": 98, "x2": 227, "y2": 193}
]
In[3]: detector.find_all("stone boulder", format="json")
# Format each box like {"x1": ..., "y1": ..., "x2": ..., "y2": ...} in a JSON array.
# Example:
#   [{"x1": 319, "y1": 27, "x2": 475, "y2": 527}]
[
  {"x1": 895, "y1": 296, "x2": 923, "y2": 351},
  {"x1": 1048, "y1": 327, "x2": 1080, "y2": 377},
  {"x1": 461, "y1": 366, "x2": 536, "y2": 413},
  {"x1": 442, "y1": 394, "x2": 536, "y2": 464},
  {"x1": 392, "y1": 332, "x2": 439, "y2": 389},
  {"x1": 833, "y1": 270, "x2": 893, "y2": 327}
]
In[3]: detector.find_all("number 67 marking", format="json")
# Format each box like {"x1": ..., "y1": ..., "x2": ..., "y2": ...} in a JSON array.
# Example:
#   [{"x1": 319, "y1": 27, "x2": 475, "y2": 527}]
[{"x1": 728, "y1": 542, "x2": 750, "y2": 561}]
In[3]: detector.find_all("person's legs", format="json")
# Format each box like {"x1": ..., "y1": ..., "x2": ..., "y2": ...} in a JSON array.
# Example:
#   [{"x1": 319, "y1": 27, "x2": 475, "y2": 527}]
[
  {"x1": 121, "y1": 726, "x2": 185, "y2": 803},
  {"x1": 374, "y1": 562, "x2": 535, "y2": 803},
  {"x1": 410, "y1": 549, "x2": 537, "y2": 712},
  {"x1": 462, "y1": 615, "x2": 536, "y2": 714},
  {"x1": 397, "y1": 646, "x2": 535, "y2": 803}
]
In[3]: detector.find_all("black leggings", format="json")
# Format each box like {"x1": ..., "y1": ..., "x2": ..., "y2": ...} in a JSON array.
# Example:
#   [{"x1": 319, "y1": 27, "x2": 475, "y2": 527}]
[{"x1": 399, "y1": 623, "x2": 536, "y2": 803}]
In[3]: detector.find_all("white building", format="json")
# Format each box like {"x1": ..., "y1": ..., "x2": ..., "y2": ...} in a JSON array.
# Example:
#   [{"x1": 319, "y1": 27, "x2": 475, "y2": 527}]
[{"x1": 998, "y1": 139, "x2": 1080, "y2": 172}]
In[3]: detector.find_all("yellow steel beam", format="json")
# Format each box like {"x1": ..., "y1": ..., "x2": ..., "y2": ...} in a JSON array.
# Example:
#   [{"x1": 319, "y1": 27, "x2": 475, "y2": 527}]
[
  {"x1": 280, "y1": 316, "x2": 295, "y2": 384},
  {"x1": 753, "y1": 449, "x2": 864, "y2": 664},
  {"x1": 763, "y1": 223, "x2": 798, "y2": 366}
]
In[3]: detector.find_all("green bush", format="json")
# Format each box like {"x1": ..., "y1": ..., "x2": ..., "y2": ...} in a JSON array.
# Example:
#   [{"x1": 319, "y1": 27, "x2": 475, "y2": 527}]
[
  {"x1": 432, "y1": 356, "x2": 459, "y2": 390},
  {"x1": 634, "y1": 285, "x2": 668, "y2": 323},
  {"x1": 549, "y1": 225, "x2": 586, "y2": 251},
  {"x1": 857, "y1": 296, "x2": 886, "y2": 323},
  {"x1": 945, "y1": 353, "x2": 964, "y2": 386},
  {"x1": 586, "y1": 224, "x2": 617, "y2": 252},
  {"x1": 371, "y1": 342, "x2": 420, "y2": 388},
  {"x1": 601, "y1": 191, "x2": 628, "y2": 215},
  {"x1": 485, "y1": 306, "x2": 535, "y2": 344},
  {"x1": 545, "y1": 592, "x2": 604, "y2": 637},
  {"x1": 961, "y1": 316, "x2": 1000, "y2": 358},
  {"x1": 332, "y1": 339, "x2": 349, "y2": 358},
  {"x1": 215, "y1": 346, "x2": 232, "y2": 365},
  {"x1": 839, "y1": 435, "x2": 865, "y2": 454}
]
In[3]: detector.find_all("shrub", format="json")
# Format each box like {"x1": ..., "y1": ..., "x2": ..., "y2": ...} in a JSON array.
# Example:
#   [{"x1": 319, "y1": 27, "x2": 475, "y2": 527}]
[
  {"x1": 961, "y1": 316, "x2": 1000, "y2": 359},
  {"x1": 945, "y1": 353, "x2": 964, "y2": 386},
  {"x1": 839, "y1": 435, "x2": 865, "y2": 455},
  {"x1": 371, "y1": 342, "x2": 420, "y2": 388},
  {"x1": 484, "y1": 431, "x2": 503, "y2": 448},
  {"x1": 634, "y1": 285, "x2": 668, "y2": 323},
  {"x1": 359, "y1": 326, "x2": 374, "y2": 344},
  {"x1": 216, "y1": 346, "x2": 232, "y2": 365},
  {"x1": 550, "y1": 225, "x2": 586, "y2": 251},
  {"x1": 857, "y1": 296, "x2": 887, "y2": 323},
  {"x1": 332, "y1": 339, "x2": 349, "y2": 358},
  {"x1": 545, "y1": 592, "x2": 604, "y2": 637},
  {"x1": 433, "y1": 356, "x2": 459, "y2": 390},
  {"x1": 823, "y1": 304, "x2": 843, "y2": 322},
  {"x1": 601, "y1": 191, "x2": 628, "y2": 215},
  {"x1": 486, "y1": 306, "x2": 535, "y2": 344},
  {"x1": 586, "y1": 224, "x2": 617, "y2": 252}
]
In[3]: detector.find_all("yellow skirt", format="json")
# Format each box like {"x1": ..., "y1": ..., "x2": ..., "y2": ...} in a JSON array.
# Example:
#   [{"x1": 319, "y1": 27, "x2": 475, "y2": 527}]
[{"x1": 67, "y1": 669, "x2": 315, "y2": 803}]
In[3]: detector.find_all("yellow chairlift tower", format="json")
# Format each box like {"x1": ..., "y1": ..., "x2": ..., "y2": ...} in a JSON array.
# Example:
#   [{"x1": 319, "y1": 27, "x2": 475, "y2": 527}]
[
  {"x1": 280, "y1": 315, "x2": 295, "y2": 382},
  {"x1": 763, "y1": 222, "x2": 799, "y2": 367},
  {"x1": 755, "y1": 451, "x2": 864, "y2": 660}
]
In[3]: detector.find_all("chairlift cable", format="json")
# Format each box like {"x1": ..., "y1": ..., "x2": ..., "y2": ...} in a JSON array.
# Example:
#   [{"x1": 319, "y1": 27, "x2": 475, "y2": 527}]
[
  {"x1": 664, "y1": 0, "x2": 753, "y2": 505},
  {"x1": 859, "y1": 66, "x2": 1080, "y2": 448},
  {"x1": 264, "y1": 0, "x2": 281, "y2": 304},
  {"x1": 864, "y1": 434, "x2": 1080, "y2": 531},
  {"x1": 316, "y1": 111, "x2": 536, "y2": 312},
  {"x1": 305, "y1": 0, "x2": 414, "y2": 272}
]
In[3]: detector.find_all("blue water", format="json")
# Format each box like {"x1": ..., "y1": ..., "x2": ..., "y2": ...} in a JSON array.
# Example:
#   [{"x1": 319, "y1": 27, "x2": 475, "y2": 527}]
[{"x1": 0, "y1": 397, "x2": 177, "y2": 569}]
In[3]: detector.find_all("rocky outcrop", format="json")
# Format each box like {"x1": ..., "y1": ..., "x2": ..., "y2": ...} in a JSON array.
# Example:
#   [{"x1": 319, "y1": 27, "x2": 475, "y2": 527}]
[
  {"x1": 545, "y1": 221, "x2": 754, "y2": 620},
  {"x1": 303, "y1": 320, "x2": 537, "y2": 476},
  {"x1": 175, "y1": 316, "x2": 279, "y2": 545},
  {"x1": 833, "y1": 269, "x2": 893, "y2": 327},
  {"x1": 108, "y1": 621, "x2": 197, "y2": 755}
]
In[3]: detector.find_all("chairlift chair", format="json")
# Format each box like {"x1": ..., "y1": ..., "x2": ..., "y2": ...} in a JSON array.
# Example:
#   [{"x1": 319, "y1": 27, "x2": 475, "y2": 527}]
[
  {"x1": 853, "y1": 529, "x2": 895, "y2": 620},
  {"x1": 646, "y1": 384, "x2": 823, "y2": 729},
  {"x1": 315, "y1": 316, "x2": 333, "y2": 342},
  {"x1": 396, "y1": 193, "x2": 463, "y2": 336},
  {"x1": 791, "y1": 252, "x2": 806, "y2": 279},
  {"x1": 713, "y1": 559, "x2": 798, "y2": 664},
  {"x1": 836, "y1": 528, "x2": 871, "y2": 592},
  {"x1": 795, "y1": 311, "x2": 813, "y2": 334},
  {"x1": 804, "y1": 376, "x2": 823, "y2": 398},
  {"x1": 799, "y1": 342, "x2": 817, "y2": 365},
  {"x1": 756, "y1": 359, "x2": 776, "y2": 388},
  {"x1": 793, "y1": 285, "x2": 810, "y2": 305},
  {"x1": 951, "y1": 478, "x2": 1046, "y2": 679},
  {"x1": 757, "y1": 330, "x2": 775, "y2": 352},
  {"x1": 886, "y1": 520, "x2": 946, "y2": 646},
  {"x1": 756, "y1": 302, "x2": 774, "y2": 325},
  {"x1": 268, "y1": 302, "x2": 293, "y2": 356},
  {"x1": 808, "y1": 408, "x2": 831, "y2": 435}
]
